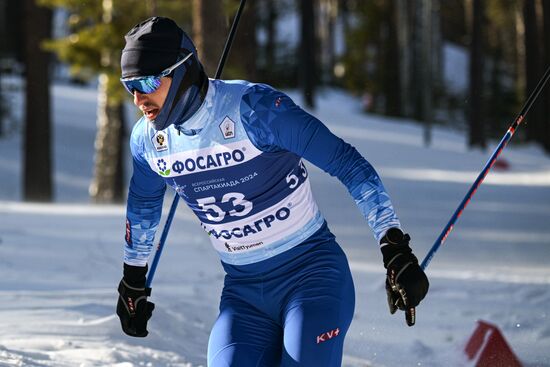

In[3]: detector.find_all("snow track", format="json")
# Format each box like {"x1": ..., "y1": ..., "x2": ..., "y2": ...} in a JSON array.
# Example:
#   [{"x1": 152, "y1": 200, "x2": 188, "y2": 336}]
[{"x1": 0, "y1": 84, "x2": 549, "y2": 366}]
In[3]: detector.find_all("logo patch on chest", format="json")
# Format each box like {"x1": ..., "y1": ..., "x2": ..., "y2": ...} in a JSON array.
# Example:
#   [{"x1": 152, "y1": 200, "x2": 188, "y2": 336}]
[
  {"x1": 152, "y1": 131, "x2": 168, "y2": 152},
  {"x1": 219, "y1": 116, "x2": 236, "y2": 139}
]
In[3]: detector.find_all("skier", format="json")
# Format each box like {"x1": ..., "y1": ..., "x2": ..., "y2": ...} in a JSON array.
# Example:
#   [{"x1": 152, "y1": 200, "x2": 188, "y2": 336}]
[{"x1": 116, "y1": 17, "x2": 429, "y2": 366}]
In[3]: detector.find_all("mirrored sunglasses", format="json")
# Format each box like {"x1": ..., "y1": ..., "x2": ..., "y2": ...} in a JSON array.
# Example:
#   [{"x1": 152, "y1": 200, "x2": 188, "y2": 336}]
[{"x1": 120, "y1": 51, "x2": 193, "y2": 95}]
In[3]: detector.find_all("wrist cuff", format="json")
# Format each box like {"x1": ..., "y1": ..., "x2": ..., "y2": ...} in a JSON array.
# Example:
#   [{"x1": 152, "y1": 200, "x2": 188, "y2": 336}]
[
  {"x1": 123, "y1": 263, "x2": 148, "y2": 288},
  {"x1": 380, "y1": 227, "x2": 405, "y2": 246}
]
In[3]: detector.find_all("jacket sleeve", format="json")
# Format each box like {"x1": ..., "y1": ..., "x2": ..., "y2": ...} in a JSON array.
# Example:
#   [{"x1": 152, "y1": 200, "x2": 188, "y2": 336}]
[
  {"x1": 240, "y1": 84, "x2": 401, "y2": 241},
  {"x1": 124, "y1": 121, "x2": 166, "y2": 266}
]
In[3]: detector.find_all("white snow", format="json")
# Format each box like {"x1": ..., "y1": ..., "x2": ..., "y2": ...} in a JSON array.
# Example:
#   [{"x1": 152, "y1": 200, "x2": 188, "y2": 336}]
[{"x1": 1, "y1": 80, "x2": 549, "y2": 366}]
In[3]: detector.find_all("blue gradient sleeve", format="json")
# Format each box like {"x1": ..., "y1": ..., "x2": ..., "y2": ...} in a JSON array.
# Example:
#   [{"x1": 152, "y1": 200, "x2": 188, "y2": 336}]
[
  {"x1": 240, "y1": 84, "x2": 400, "y2": 241},
  {"x1": 125, "y1": 120, "x2": 166, "y2": 266}
]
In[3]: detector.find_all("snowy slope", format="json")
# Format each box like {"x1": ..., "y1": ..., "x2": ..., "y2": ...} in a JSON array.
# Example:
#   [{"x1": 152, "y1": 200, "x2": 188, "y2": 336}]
[{"x1": 0, "y1": 81, "x2": 549, "y2": 366}]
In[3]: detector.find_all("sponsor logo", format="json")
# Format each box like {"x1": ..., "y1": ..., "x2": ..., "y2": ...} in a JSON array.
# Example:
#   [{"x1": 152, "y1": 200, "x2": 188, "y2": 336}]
[
  {"x1": 204, "y1": 206, "x2": 291, "y2": 240},
  {"x1": 225, "y1": 241, "x2": 264, "y2": 252},
  {"x1": 152, "y1": 131, "x2": 168, "y2": 152},
  {"x1": 316, "y1": 328, "x2": 340, "y2": 344},
  {"x1": 156, "y1": 158, "x2": 170, "y2": 176},
  {"x1": 219, "y1": 116, "x2": 236, "y2": 139},
  {"x1": 170, "y1": 149, "x2": 245, "y2": 175}
]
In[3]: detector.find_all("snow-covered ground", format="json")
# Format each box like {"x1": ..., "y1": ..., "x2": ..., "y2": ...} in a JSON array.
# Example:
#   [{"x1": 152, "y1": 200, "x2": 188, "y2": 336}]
[{"x1": 1, "y1": 80, "x2": 549, "y2": 366}]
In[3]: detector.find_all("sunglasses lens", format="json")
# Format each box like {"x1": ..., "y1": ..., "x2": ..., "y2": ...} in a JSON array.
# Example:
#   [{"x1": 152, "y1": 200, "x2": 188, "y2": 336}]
[{"x1": 122, "y1": 76, "x2": 162, "y2": 95}]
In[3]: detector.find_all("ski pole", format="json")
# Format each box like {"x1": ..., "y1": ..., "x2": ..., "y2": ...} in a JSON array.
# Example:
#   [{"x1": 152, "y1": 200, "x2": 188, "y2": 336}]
[
  {"x1": 146, "y1": 0, "x2": 247, "y2": 288},
  {"x1": 420, "y1": 65, "x2": 550, "y2": 270},
  {"x1": 146, "y1": 193, "x2": 179, "y2": 288}
]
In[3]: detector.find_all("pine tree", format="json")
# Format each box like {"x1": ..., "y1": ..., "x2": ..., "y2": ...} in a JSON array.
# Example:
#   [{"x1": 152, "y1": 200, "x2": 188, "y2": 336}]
[{"x1": 40, "y1": 0, "x2": 191, "y2": 202}]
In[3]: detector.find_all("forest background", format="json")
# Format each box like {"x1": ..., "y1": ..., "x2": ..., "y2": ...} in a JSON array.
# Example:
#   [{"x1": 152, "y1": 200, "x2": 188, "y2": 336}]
[{"x1": 0, "y1": 0, "x2": 549, "y2": 203}]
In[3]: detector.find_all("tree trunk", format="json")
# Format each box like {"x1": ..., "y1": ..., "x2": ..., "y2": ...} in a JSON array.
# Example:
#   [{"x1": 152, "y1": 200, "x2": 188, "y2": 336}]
[
  {"x1": 515, "y1": 4, "x2": 526, "y2": 110},
  {"x1": 421, "y1": 0, "x2": 433, "y2": 145},
  {"x1": 384, "y1": 0, "x2": 401, "y2": 117},
  {"x1": 300, "y1": 0, "x2": 316, "y2": 108},
  {"x1": 396, "y1": 0, "x2": 411, "y2": 118},
  {"x1": 192, "y1": 0, "x2": 226, "y2": 77},
  {"x1": 432, "y1": 0, "x2": 443, "y2": 107},
  {"x1": 411, "y1": 0, "x2": 423, "y2": 121},
  {"x1": 265, "y1": 0, "x2": 277, "y2": 75},
  {"x1": 468, "y1": 0, "x2": 486, "y2": 148},
  {"x1": 488, "y1": 36, "x2": 504, "y2": 135},
  {"x1": 317, "y1": 0, "x2": 337, "y2": 85},
  {"x1": 23, "y1": 0, "x2": 52, "y2": 201},
  {"x1": 89, "y1": 0, "x2": 125, "y2": 203},
  {"x1": 89, "y1": 73, "x2": 125, "y2": 203},
  {"x1": 326, "y1": 0, "x2": 338, "y2": 84},
  {"x1": 542, "y1": 0, "x2": 550, "y2": 153},
  {"x1": 523, "y1": 0, "x2": 542, "y2": 143},
  {"x1": 339, "y1": 0, "x2": 350, "y2": 42}
]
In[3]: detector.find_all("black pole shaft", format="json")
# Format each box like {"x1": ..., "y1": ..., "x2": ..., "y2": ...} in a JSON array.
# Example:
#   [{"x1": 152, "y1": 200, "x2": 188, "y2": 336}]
[{"x1": 215, "y1": 0, "x2": 247, "y2": 79}]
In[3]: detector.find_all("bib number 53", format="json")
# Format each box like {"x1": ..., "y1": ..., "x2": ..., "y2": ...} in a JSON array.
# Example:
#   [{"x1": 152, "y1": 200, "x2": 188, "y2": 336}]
[
  {"x1": 197, "y1": 192, "x2": 252, "y2": 222},
  {"x1": 286, "y1": 160, "x2": 308, "y2": 189}
]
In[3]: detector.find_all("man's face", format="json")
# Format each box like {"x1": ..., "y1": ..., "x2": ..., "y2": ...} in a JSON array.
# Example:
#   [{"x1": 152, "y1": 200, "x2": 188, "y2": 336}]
[{"x1": 133, "y1": 76, "x2": 172, "y2": 121}]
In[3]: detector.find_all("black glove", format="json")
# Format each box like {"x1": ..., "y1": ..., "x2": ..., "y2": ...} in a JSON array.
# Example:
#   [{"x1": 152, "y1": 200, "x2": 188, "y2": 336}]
[
  {"x1": 116, "y1": 263, "x2": 155, "y2": 337},
  {"x1": 380, "y1": 228, "x2": 429, "y2": 326}
]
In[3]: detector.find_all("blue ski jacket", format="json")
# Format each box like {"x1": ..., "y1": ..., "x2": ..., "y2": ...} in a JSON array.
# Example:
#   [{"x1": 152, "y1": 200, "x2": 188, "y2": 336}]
[{"x1": 124, "y1": 79, "x2": 401, "y2": 266}]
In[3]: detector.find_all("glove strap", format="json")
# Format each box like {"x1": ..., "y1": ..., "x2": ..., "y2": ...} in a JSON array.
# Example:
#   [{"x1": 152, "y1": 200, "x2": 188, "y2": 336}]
[{"x1": 119, "y1": 279, "x2": 152, "y2": 296}]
